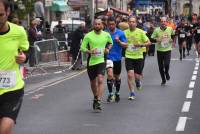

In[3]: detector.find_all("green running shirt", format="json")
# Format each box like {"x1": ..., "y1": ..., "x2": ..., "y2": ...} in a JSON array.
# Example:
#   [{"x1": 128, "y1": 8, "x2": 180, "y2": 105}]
[
  {"x1": 0, "y1": 22, "x2": 29, "y2": 95},
  {"x1": 124, "y1": 28, "x2": 149, "y2": 59},
  {"x1": 81, "y1": 30, "x2": 113, "y2": 66},
  {"x1": 151, "y1": 26, "x2": 175, "y2": 52}
]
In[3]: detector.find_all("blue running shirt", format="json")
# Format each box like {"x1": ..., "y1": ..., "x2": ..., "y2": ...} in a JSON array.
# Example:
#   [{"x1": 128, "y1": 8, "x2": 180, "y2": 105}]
[{"x1": 106, "y1": 28, "x2": 127, "y2": 61}]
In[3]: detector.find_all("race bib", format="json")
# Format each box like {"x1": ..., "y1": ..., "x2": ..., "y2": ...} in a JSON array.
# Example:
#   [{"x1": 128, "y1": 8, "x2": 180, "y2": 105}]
[
  {"x1": 161, "y1": 38, "x2": 170, "y2": 48},
  {"x1": 197, "y1": 29, "x2": 200, "y2": 34},
  {"x1": 127, "y1": 44, "x2": 138, "y2": 52},
  {"x1": 0, "y1": 71, "x2": 16, "y2": 88},
  {"x1": 180, "y1": 34, "x2": 185, "y2": 38},
  {"x1": 92, "y1": 48, "x2": 104, "y2": 57}
]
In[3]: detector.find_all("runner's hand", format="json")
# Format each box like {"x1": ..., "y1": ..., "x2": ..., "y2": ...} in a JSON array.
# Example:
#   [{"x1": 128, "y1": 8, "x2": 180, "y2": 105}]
[
  {"x1": 16, "y1": 52, "x2": 26, "y2": 64},
  {"x1": 156, "y1": 38, "x2": 162, "y2": 43},
  {"x1": 104, "y1": 48, "x2": 109, "y2": 54},
  {"x1": 134, "y1": 44, "x2": 142, "y2": 48}
]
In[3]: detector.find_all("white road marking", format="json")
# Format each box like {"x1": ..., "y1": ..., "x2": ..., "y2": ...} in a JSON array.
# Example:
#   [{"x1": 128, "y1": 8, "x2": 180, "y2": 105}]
[
  {"x1": 176, "y1": 56, "x2": 198, "y2": 132},
  {"x1": 191, "y1": 75, "x2": 197, "y2": 81},
  {"x1": 193, "y1": 70, "x2": 198, "y2": 75},
  {"x1": 181, "y1": 101, "x2": 191, "y2": 112},
  {"x1": 176, "y1": 117, "x2": 187, "y2": 131},
  {"x1": 194, "y1": 66, "x2": 199, "y2": 70},
  {"x1": 54, "y1": 71, "x2": 62, "y2": 74},
  {"x1": 171, "y1": 58, "x2": 193, "y2": 61},
  {"x1": 186, "y1": 90, "x2": 193, "y2": 99},
  {"x1": 25, "y1": 70, "x2": 86, "y2": 96},
  {"x1": 189, "y1": 81, "x2": 195, "y2": 88}
]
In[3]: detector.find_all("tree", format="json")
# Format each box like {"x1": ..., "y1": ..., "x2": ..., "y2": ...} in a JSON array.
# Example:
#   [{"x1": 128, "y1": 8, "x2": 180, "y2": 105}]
[{"x1": 10, "y1": 0, "x2": 35, "y2": 20}]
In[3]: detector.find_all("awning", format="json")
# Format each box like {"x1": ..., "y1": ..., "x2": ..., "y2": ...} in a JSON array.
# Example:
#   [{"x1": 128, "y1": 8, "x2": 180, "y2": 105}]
[
  {"x1": 110, "y1": 7, "x2": 130, "y2": 16},
  {"x1": 95, "y1": 9, "x2": 108, "y2": 17},
  {"x1": 51, "y1": 0, "x2": 68, "y2": 12},
  {"x1": 67, "y1": 0, "x2": 87, "y2": 8}
]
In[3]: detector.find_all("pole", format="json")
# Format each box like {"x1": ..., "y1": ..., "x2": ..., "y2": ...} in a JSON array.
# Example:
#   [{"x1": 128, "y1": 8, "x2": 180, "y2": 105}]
[
  {"x1": 189, "y1": 0, "x2": 193, "y2": 16},
  {"x1": 95, "y1": 0, "x2": 98, "y2": 13}
]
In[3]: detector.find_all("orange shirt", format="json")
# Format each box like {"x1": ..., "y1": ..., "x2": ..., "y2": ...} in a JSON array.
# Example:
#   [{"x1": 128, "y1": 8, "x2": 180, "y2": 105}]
[{"x1": 165, "y1": 22, "x2": 176, "y2": 30}]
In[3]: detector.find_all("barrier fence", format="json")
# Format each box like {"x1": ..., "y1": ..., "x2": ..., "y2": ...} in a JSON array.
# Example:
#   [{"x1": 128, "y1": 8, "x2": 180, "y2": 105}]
[{"x1": 29, "y1": 39, "x2": 87, "y2": 75}]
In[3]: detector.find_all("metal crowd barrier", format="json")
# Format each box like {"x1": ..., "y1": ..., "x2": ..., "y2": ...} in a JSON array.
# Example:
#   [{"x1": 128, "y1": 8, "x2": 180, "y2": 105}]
[
  {"x1": 30, "y1": 39, "x2": 61, "y2": 74},
  {"x1": 29, "y1": 38, "x2": 88, "y2": 75}
]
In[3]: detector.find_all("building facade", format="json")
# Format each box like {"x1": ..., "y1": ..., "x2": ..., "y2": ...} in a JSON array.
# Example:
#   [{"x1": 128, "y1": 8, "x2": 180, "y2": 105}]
[{"x1": 175, "y1": 0, "x2": 200, "y2": 16}]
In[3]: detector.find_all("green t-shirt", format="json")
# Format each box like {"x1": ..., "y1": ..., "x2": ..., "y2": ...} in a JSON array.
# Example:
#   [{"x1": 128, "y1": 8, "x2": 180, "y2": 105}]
[
  {"x1": 124, "y1": 28, "x2": 149, "y2": 59},
  {"x1": 151, "y1": 26, "x2": 175, "y2": 52},
  {"x1": 0, "y1": 22, "x2": 29, "y2": 95},
  {"x1": 81, "y1": 30, "x2": 113, "y2": 66}
]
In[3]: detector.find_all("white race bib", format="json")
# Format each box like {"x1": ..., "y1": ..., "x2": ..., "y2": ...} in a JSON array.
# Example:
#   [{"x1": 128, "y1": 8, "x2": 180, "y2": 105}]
[
  {"x1": 92, "y1": 48, "x2": 104, "y2": 57},
  {"x1": 161, "y1": 38, "x2": 170, "y2": 48},
  {"x1": 0, "y1": 71, "x2": 16, "y2": 88},
  {"x1": 197, "y1": 29, "x2": 200, "y2": 34},
  {"x1": 127, "y1": 44, "x2": 138, "y2": 52},
  {"x1": 180, "y1": 34, "x2": 185, "y2": 38}
]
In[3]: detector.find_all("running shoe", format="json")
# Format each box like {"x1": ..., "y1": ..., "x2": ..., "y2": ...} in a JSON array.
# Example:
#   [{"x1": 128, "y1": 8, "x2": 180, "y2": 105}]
[
  {"x1": 183, "y1": 54, "x2": 186, "y2": 58},
  {"x1": 93, "y1": 99, "x2": 102, "y2": 112},
  {"x1": 165, "y1": 73, "x2": 170, "y2": 80},
  {"x1": 115, "y1": 92, "x2": 120, "y2": 102},
  {"x1": 135, "y1": 80, "x2": 142, "y2": 91},
  {"x1": 161, "y1": 80, "x2": 166, "y2": 86},
  {"x1": 128, "y1": 92, "x2": 136, "y2": 100},
  {"x1": 107, "y1": 93, "x2": 115, "y2": 102}
]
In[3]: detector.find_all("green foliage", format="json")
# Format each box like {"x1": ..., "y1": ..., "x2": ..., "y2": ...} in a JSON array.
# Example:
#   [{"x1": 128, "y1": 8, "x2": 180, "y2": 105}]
[{"x1": 14, "y1": 0, "x2": 35, "y2": 19}]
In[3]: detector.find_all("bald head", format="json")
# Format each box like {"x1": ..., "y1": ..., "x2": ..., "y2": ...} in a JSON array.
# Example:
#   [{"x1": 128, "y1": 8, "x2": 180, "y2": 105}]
[
  {"x1": 94, "y1": 19, "x2": 102, "y2": 25},
  {"x1": 160, "y1": 17, "x2": 167, "y2": 28},
  {"x1": 80, "y1": 22, "x2": 85, "y2": 28},
  {"x1": 93, "y1": 19, "x2": 102, "y2": 33}
]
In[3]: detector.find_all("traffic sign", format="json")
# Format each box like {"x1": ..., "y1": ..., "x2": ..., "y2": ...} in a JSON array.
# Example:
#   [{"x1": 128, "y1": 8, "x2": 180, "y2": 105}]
[{"x1": 66, "y1": 11, "x2": 80, "y2": 18}]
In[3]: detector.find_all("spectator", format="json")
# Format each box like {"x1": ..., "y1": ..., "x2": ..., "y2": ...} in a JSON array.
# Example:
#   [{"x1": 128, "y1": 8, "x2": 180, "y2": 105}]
[
  {"x1": 44, "y1": 21, "x2": 52, "y2": 39},
  {"x1": 34, "y1": 0, "x2": 45, "y2": 30},
  {"x1": 28, "y1": 19, "x2": 42, "y2": 67},
  {"x1": 70, "y1": 22, "x2": 86, "y2": 70},
  {"x1": 53, "y1": 20, "x2": 67, "y2": 50}
]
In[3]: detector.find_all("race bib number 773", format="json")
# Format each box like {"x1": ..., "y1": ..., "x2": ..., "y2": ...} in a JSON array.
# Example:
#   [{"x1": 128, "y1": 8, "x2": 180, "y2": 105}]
[{"x1": 0, "y1": 71, "x2": 16, "y2": 88}]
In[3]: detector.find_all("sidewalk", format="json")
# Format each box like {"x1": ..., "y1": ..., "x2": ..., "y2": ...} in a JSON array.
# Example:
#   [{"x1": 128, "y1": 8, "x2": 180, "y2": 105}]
[{"x1": 24, "y1": 63, "x2": 86, "y2": 93}]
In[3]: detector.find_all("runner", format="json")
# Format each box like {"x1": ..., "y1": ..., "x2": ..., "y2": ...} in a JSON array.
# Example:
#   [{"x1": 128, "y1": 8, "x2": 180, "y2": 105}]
[
  {"x1": 185, "y1": 20, "x2": 194, "y2": 56},
  {"x1": 105, "y1": 17, "x2": 127, "y2": 102},
  {"x1": 151, "y1": 17, "x2": 175, "y2": 86},
  {"x1": 193, "y1": 16, "x2": 200, "y2": 57},
  {"x1": 0, "y1": 0, "x2": 29, "y2": 134},
  {"x1": 124, "y1": 16, "x2": 151, "y2": 100},
  {"x1": 176, "y1": 18, "x2": 187, "y2": 60},
  {"x1": 80, "y1": 19, "x2": 113, "y2": 112}
]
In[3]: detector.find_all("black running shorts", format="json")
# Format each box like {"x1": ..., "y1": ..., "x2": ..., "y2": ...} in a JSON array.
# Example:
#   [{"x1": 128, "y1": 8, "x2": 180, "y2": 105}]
[
  {"x1": 87, "y1": 62, "x2": 106, "y2": 80},
  {"x1": 0, "y1": 89, "x2": 24, "y2": 123},
  {"x1": 125, "y1": 58, "x2": 143, "y2": 75}
]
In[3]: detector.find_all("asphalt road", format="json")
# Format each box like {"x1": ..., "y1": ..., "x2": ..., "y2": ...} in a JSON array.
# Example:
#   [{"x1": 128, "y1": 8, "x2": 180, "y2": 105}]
[{"x1": 13, "y1": 47, "x2": 200, "y2": 134}]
